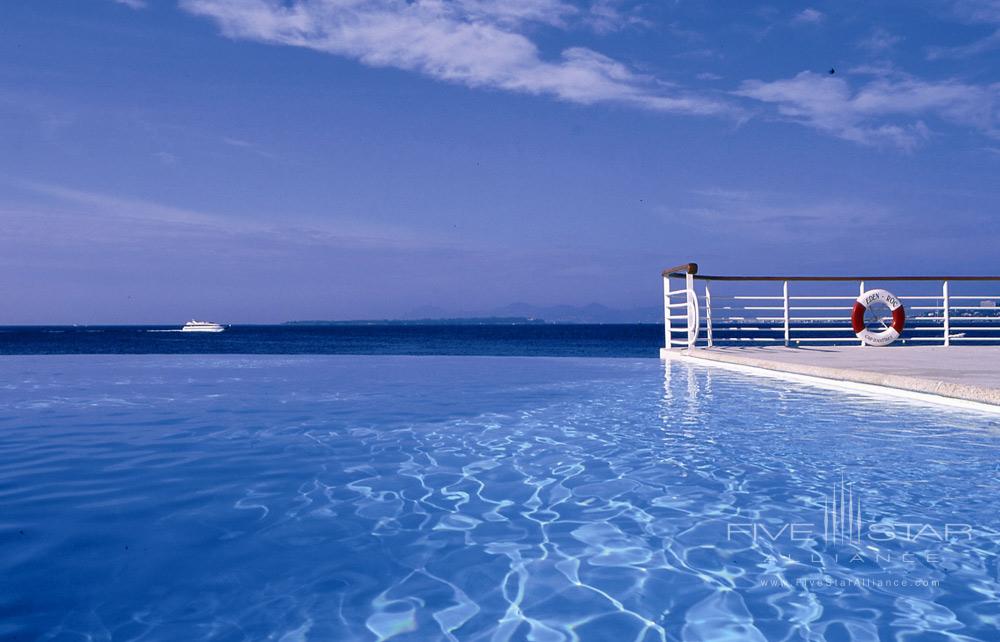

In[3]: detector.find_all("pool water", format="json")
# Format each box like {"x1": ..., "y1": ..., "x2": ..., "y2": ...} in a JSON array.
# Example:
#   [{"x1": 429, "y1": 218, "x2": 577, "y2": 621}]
[{"x1": 1, "y1": 356, "x2": 998, "y2": 641}]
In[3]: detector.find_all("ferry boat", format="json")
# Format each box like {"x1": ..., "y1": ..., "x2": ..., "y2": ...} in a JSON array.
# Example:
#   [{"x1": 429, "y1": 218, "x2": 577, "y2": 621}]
[{"x1": 181, "y1": 320, "x2": 226, "y2": 333}]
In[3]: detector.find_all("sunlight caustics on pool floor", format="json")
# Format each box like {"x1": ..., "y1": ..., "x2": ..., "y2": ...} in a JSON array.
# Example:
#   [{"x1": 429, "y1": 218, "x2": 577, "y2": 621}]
[{"x1": 1, "y1": 356, "x2": 998, "y2": 641}]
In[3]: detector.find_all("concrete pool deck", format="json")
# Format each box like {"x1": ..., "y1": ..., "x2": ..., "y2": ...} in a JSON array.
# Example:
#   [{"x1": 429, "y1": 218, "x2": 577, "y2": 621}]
[{"x1": 661, "y1": 346, "x2": 1000, "y2": 409}]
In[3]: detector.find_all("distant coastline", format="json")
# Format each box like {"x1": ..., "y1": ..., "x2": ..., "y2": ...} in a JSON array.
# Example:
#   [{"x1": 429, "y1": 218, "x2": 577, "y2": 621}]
[
  {"x1": 285, "y1": 303, "x2": 664, "y2": 325},
  {"x1": 283, "y1": 317, "x2": 547, "y2": 326}
]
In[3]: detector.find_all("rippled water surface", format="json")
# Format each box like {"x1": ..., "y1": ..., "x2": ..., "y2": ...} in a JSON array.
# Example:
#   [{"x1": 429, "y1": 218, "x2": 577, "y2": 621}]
[{"x1": 2, "y1": 355, "x2": 999, "y2": 641}]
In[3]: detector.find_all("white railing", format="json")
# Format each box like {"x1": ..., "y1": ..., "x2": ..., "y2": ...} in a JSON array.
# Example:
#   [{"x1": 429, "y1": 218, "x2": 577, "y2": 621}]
[{"x1": 662, "y1": 263, "x2": 1000, "y2": 350}]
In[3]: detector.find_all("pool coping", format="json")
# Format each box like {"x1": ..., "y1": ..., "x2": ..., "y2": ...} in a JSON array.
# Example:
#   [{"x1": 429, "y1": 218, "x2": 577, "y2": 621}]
[{"x1": 661, "y1": 347, "x2": 1000, "y2": 414}]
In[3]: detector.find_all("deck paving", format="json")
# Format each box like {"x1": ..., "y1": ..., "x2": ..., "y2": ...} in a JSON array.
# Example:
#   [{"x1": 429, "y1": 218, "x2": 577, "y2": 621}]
[{"x1": 663, "y1": 346, "x2": 1000, "y2": 407}]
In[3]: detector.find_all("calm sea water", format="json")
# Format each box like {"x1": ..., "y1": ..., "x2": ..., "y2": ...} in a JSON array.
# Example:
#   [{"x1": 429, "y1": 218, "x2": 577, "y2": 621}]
[
  {"x1": 0, "y1": 325, "x2": 663, "y2": 357},
  {"x1": 2, "y1": 322, "x2": 993, "y2": 357},
  {"x1": 1, "y1": 355, "x2": 998, "y2": 640}
]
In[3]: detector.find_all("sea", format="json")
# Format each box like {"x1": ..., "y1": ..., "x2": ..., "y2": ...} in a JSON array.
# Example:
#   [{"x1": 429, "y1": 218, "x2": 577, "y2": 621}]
[
  {"x1": 0, "y1": 324, "x2": 664, "y2": 357},
  {"x1": 0, "y1": 321, "x2": 994, "y2": 356}
]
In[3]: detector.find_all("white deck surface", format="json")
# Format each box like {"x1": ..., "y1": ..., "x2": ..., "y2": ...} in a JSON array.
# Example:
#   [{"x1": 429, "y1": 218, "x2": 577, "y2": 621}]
[{"x1": 663, "y1": 346, "x2": 1000, "y2": 407}]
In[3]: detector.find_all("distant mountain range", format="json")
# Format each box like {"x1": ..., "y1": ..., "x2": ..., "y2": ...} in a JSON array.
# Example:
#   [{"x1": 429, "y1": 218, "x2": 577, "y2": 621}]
[
  {"x1": 286, "y1": 303, "x2": 663, "y2": 325},
  {"x1": 488, "y1": 303, "x2": 662, "y2": 324},
  {"x1": 284, "y1": 317, "x2": 545, "y2": 326}
]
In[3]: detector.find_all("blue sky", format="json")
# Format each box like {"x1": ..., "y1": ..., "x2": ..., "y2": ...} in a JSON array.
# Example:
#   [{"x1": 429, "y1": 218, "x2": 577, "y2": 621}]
[{"x1": 1, "y1": 1, "x2": 998, "y2": 323}]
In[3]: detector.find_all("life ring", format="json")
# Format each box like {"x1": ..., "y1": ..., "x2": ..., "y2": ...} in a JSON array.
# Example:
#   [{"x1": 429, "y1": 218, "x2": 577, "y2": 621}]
[
  {"x1": 851, "y1": 289, "x2": 905, "y2": 346},
  {"x1": 686, "y1": 289, "x2": 700, "y2": 347}
]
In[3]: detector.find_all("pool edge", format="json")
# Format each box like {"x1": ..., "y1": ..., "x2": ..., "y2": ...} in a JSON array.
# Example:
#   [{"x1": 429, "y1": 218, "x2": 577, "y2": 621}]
[{"x1": 661, "y1": 348, "x2": 1000, "y2": 414}]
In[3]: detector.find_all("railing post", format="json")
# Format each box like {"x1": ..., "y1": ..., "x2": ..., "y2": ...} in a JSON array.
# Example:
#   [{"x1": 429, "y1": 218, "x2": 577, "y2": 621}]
[
  {"x1": 943, "y1": 280, "x2": 950, "y2": 347},
  {"x1": 705, "y1": 283, "x2": 714, "y2": 348},
  {"x1": 686, "y1": 272, "x2": 696, "y2": 348},
  {"x1": 663, "y1": 275, "x2": 672, "y2": 351},
  {"x1": 783, "y1": 280, "x2": 790, "y2": 347},
  {"x1": 859, "y1": 280, "x2": 865, "y2": 347}
]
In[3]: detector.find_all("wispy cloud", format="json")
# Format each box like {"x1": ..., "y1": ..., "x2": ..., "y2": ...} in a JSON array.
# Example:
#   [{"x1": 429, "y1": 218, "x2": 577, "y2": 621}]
[
  {"x1": 791, "y1": 8, "x2": 825, "y2": 25},
  {"x1": 847, "y1": 61, "x2": 899, "y2": 78},
  {"x1": 926, "y1": 0, "x2": 1000, "y2": 58},
  {"x1": 453, "y1": 0, "x2": 577, "y2": 28},
  {"x1": 179, "y1": 0, "x2": 735, "y2": 117},
  {"x1": 948, "y1": 0, "x2": 1000, "y2": 24},
  {"x1": 112, "y1": 0, "x2": 147, "y2": 9},
  {"x1": 736, "y1": 71, "x2": 998, "y2": 149},
  {"x1": 153, "y1": 151, "x2": 178, "y2": 166},
  {"x1": 585, "y1": 0, "x2": 651, "y2": 34},
  {"x1": 222, "y1": 136, "x2": 253, "y2": 148},
  {"x1": 650, "y1": 187, "x2": 899, "y2": 269},
  {"x1": 858, "y1": 27, "x2": 902, "y2": 54},
  {"x1": 672, "y1": 187, "x2": 896, "y2": 245},
  {"x1": 927, "y1": 27, "x2": 1000, "y2": 59},
  {"x1": 0, "y1": 90, "x2": 78, "y2": 140},
  {"x1": 12, "y1": 179, "x2": 444, "y2": 250},
  {"x1": 17, "y1": 180, "x2": 237, "y2": 229},
  {"x1": 221, "y1": 136, "x2": 278, "y2": 159}
]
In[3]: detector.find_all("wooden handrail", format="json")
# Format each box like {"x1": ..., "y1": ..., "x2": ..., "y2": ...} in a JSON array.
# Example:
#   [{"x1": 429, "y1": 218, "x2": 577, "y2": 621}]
[
  {"x1": 661, "y1": 263, "x2": 698, "y2": 277},
  {"x1": 662, "y1": 263, "x2": 1000, "y2": 281},
  {"x1": 670, "y1": 275, "x2": 1000, "y2": 281}
]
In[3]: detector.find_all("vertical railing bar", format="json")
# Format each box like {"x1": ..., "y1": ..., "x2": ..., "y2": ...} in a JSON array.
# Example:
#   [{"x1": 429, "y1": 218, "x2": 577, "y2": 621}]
[
  {"x1": 663, "y1": 275, "x2": 672, "y2": 351},
  {"x1": 705, "y1": 282, "x2": 713, "y2": 348},
  {"x1": 783, "y1": 281, "x2": 790, "y2": 347},
  {"x1": 686, "y1": 272, "x2": 695, "y2": 349},
  {"x1": 859, "y1": 280, "x2": 865, "y2": 347},
  {"x1": 943, "y1": 280, "x2": 950, "y2": 347}
]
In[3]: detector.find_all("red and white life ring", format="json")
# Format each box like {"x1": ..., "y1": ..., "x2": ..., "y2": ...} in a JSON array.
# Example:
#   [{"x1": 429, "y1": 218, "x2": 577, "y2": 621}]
[{"x1": 851, "y1": 289, "x2": 905, "y2": 346}]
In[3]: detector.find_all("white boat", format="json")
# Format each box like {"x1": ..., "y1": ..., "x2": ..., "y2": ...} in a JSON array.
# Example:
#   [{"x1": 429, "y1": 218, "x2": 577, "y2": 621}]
[{"x1": 181, "y1": 320, "x2": 226, "y2": 333}]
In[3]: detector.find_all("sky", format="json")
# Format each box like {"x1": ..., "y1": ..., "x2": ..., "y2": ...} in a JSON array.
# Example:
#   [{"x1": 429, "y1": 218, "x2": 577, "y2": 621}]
[{"x1": 1, "y1": 0, "x2": 999, "y2": 323}]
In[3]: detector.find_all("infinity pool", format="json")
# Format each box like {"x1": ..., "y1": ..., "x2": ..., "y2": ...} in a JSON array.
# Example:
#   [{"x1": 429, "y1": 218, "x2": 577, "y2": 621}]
[{"x1": 2, "y1": 356, "x2": 999, "y2": 641}]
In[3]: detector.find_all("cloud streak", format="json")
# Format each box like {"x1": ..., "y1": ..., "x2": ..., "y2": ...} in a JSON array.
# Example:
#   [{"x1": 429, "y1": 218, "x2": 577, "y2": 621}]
[
  {"x1": 180, "y1": 0, "x2": 735, "y2": 116},
  {"x1": 12, "y1": 179, "x2": 448, "y2": 250},
  {"x1": 927, "y1": 28, "x2": 1000, "y2": 59},
  {"x1": 681, "y1": 186, "x2": 892, "y2": 233},
  {"x1": 948, "y1": 0, "x2": 1000, "y2": 24},
  {"x1": 736, "y1": 71, "x2": 999, "y2": 149},
  {"x1": 858, "y1": 27, "x2": 902, "y2": 54},
  {"x1": 791, "y1": 8, "x2": 824, "y2": 25}
]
